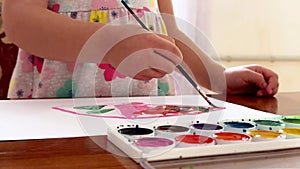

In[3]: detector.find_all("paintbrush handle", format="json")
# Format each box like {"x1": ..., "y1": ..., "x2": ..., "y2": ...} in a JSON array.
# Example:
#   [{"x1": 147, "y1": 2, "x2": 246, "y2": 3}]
[
  {"x1": 120, "y1": 0, "x2": 221, "y2": 108},
  {"x1": 176, "y1": 65, "x2": 215, "y2": 106},
  {"x1": 121, "y1": 0, "x2": 150, "y2": 31},
  {"x1": 176, "y1": 65, "x2": 198, "y2": 88}
]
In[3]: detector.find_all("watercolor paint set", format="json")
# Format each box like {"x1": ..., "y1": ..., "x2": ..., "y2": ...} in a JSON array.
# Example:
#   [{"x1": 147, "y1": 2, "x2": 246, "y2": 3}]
[
  {"x1": 107, "y1": 115, "x2": 300, "y2": 162},
  {"x1": 52, "y1": 100, "x2": 300, "y2": 163}
]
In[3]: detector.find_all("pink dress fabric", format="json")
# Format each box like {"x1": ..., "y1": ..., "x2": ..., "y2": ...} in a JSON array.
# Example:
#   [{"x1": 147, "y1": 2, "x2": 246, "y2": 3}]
[{"x1": 8, "y1": 0, "x2": 175, "y2": 98}]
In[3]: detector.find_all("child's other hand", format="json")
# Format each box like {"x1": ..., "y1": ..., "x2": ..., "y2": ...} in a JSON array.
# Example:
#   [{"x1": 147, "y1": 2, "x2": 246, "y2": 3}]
[
  {"x1": 104, "y1": 29, "x2": 183, "y2": 81},
  {"x1": 225, "y1": 64, "x2": 279, "y2": 96}
]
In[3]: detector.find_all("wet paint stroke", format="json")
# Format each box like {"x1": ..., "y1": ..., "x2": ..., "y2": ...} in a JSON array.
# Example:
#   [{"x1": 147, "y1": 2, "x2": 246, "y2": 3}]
[
  {"x1": 73, "y1": 105, "x2": 115, "y2": 114},
  {"x1": 53, "y1": 102, "x2": 222, "y2": 119},
  {"x1": 118, "y1": 103, "x2": 218, "y2": 118},
  {"x1": 114, "y1": 102, "x2": 152, "y2": 118},
  {"x1": 73, "y1": 105, "x2": 106, "y2": 110}
]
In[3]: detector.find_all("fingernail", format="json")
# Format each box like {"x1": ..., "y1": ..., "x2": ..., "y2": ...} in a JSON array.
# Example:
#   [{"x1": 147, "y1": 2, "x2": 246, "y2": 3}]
[
  {"x1": 263, "y1": 83, "x2": 268, "y2": 88},
  {"x1": 257, "y1": 91, "x2": 263, "y2": 96},
  {"x1": 269, "y1": 89, "x2": 273, "y2": 94}
]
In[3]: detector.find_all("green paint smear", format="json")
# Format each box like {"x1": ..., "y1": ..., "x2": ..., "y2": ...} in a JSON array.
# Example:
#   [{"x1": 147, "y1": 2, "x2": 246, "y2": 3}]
[
  {"x1": 86, "y1": 108, "x2": 115, "y2": 114},
  {"x1": 194, "y1": 106, "x2": 210, "y2": 112},
  {"x1": 254, "y1": 120, "x2": 284, "y2": 126},
  {"x1": 286, "y1": 115, "x2": 300, "y2": 119},
  {"x1": 74, "y1": 105, "x2": 106, "y2": 110},
  {"x1": 282, "y1": 118, "x2": 300, "y2": 124},
  {"x1": 158, "y1": 80, "x2": 169, "y2": 96}
]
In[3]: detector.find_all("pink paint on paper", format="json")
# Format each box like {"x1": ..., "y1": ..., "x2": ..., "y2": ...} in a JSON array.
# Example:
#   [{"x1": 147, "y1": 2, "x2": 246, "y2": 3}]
[{"x1": 115, "y1": 102, "x2": 151, "y2": 119}]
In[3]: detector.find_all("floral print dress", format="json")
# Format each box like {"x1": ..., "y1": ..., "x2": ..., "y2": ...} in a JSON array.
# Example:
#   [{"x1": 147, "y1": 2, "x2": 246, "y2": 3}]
[{"x1": 8, "y1": 0, "x2": 175, "y2": 98}]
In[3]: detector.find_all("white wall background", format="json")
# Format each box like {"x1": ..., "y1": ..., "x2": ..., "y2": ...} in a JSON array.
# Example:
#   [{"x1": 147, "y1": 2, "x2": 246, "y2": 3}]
[
  {"x1": 172, "y1": 0, "x2": 300, "y2": 92},
  {"x1": 173, "y1": 0, "x2": 300, "y2": 60}
]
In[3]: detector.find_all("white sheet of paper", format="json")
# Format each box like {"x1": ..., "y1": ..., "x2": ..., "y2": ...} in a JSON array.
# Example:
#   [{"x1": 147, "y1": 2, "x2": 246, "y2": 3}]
[{"x1": 0, "y1": 96, "x2": 279, "y2": 141}]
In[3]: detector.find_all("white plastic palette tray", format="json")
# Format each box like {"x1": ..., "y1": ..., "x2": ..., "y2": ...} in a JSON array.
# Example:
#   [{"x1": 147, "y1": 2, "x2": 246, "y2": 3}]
[{"x1": 107, "y1": 122, "x2": 300, "y2": 163}]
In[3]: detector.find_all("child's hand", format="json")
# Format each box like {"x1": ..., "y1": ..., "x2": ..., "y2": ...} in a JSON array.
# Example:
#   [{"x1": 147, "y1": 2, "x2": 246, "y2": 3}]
[
  {"x1": 102, "y1": 26, "x2": 183, "y2": 80},
  {"x1": 225, "y1": 64, "x2": 279, "y2": 96}
]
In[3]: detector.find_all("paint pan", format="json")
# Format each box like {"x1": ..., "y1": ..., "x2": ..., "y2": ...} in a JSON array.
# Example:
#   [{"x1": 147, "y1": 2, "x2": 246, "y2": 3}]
[
  {"x1": 118, "y1": 126, "x2": 154, "y2": 140},
  {"x1": 213, "y1": 132, "x2": 252, "y2": 144},
  {"x1": 222, "y1": 120, "x2": 256, "y2": 133},
  {"x1": 175, "y1": 134, "x2": 215, "y2": 147},
  {"x1": 253, "y1": 119, "x2": 286, "y2": 131},
  {"x1": 191, "y1": 123, "x2": 224, "y2": 136},
  {"x1": 155, "y1": 125, "x2": 190, "y2": 139},
  {"x1": 248, "y1": 129, "x2": 286, "y2": 142},
  {"x1": 280, "y1": 128, "x2": 300, "y2": 139},
  {"x1": 133, "y1": 137, "x2": 175, "y2": 153},
  {"x1": 281, "y1": 118, "x2": 300, "y2": 128}
]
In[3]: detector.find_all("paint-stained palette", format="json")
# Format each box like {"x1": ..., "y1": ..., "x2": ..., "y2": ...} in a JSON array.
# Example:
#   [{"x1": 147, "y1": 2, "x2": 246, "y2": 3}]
[
  {"x1": 53, "y1": 102, "x2": 300, "y2": 162},
  {"x1": 107, "y1": 115, "x2": 300, "y2": 162}
]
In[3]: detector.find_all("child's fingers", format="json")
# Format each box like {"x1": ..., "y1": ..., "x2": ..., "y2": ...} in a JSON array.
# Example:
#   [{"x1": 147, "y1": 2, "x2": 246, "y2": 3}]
[
  {"x1": 156, "y1": 34, "x2": 175, "y2": 44},
  {"x1": 246, "y1": 64, "x2": 279, "y2": 95},
  {"x1": 134, "y1": 69, "x2": 166, "y2": 80},
  {"x1": 134, "y1": 74, "x2": 152, "y2": 81},
  {"x1": 115, "y1": 48, "x2": 181, "y2": 78},
  {"x1": 256, "y1": 89, "x2": 269, "y2": 97}
]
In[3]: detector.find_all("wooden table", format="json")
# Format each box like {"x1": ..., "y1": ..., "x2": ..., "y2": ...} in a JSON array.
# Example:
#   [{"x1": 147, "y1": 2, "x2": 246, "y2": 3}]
[
  {"x1": 1, "y1": 92, "x2": 300, "y2": 169},
  {"x1": 221, "y1": 92, "x2": 300, "y2": 116}
]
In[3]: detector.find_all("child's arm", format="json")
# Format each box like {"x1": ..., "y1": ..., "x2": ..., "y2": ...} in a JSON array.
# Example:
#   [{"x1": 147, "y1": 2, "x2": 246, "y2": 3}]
[
  {"x1": 3, "y1": 0, "x2": 102, "y2": 62},
  {"x1": 158, "y1": 0, "x2": 226, "y2": 93},
  {"x1": 3, "y1": 0, "x2": 183, "y2": 80},
  {"x1": 158, "y1": 0, "x2": 279, "y2": 96}
]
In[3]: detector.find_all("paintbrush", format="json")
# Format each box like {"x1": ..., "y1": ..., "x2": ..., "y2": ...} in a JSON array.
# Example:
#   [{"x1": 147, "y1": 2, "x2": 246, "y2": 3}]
[{"x1": 120, "y1": 0, "x2": 222, "y2": 108}]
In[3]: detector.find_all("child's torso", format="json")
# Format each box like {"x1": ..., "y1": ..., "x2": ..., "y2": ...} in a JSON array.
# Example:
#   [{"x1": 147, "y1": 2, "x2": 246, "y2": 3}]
[
  {"x1": 48, "y1": 0, "x2": 159, "y2": 13},
  {"x1": 8, "y1": 0, "x2": 175, "y2": 99}
]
